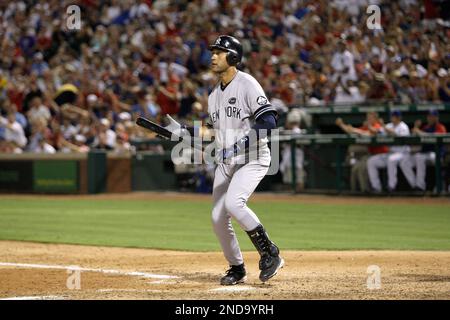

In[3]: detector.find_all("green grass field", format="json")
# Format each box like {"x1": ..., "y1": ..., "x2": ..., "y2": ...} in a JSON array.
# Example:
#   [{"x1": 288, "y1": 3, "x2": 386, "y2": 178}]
[{"x1": 0, "y1": 197, "x2": 449, "y2": 251}]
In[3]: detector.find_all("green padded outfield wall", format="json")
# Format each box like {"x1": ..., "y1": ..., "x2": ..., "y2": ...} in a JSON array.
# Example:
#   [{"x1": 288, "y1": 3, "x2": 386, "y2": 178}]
[
  {"x1": 87, "y1": 151, "x2": 107, "y2": 194},
  {"x1": 33, "y1": 160, "x2": 78, "y2": 193},
  {"x1": 0, "y1": 161, "x2": 33, "y2": 192},
  {"x1": 132, "y1": 153, "x2": 177, "y2": 190}
]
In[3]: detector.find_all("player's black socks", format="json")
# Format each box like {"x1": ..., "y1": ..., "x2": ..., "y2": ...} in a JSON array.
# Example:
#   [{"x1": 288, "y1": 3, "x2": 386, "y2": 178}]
[
  {"x1": 246, "y1": 224, "x2": 279, "y2": 258},
  {"x1": 229, "y1": 263, "x2": 246, "y2": 273}
]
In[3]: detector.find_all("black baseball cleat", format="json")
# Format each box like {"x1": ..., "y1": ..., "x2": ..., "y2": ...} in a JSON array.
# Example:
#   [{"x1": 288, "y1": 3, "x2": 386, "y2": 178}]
[
  {"x1": 259, "y1": 246, "x2": 285, "y2": 282},
  {"x1": 220, "y1": 264, "x2": 247, "y2": 285},
  {"x1": 247, "y1": 224, "x2": 284, "y2": 283}
]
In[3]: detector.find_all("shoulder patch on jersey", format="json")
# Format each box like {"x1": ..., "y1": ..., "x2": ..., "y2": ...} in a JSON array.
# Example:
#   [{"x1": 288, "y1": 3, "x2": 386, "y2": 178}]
[
  {"x1": 257, "y1": 96, "x2": 268, "y2": 106},
  {"x1": 228, "y1": 97, "x2": 236, "y2": 104}
]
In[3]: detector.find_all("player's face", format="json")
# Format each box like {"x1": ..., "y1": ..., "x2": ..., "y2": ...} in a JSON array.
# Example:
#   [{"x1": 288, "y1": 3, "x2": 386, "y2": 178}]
[
  {"x1": 210, "y1": 49, "x2": 230, "y2": 73},
  {"x1": 391, "y1": 115, "x2": 400, "y2": 125}
]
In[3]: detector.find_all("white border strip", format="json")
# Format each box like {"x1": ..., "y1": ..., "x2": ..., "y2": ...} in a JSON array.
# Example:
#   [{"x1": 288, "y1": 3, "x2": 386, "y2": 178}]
[{"x1": 0, "y1": 262, "x2": 180, "y2": 279}]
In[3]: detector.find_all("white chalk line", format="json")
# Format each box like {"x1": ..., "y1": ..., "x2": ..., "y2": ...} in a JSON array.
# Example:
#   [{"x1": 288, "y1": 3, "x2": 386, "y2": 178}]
[
  {"x1": 0, "y1": 262, "x2": 180, "y2": 279},
  {"x1": 0, "y1": 295, "x2": 65, "y2": 300},
  {"x1": 148, "y1": 280, "x2": 177, "y2": 284},
  {"x1": 0, "y1": 262, "x2": 263, "y2": 296}
]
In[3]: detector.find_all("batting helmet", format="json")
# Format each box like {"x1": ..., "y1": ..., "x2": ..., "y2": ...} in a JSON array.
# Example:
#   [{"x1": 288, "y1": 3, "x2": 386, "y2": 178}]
[{"x1": 209, "y1": 35, "x2": 243, "y2": 66}]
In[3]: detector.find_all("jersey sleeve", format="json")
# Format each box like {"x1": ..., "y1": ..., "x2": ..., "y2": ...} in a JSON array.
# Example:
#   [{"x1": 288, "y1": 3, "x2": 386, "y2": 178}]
[
  {"x1": 397, "y1": 123, "x2": 410, "y2": 136},
  {"x1": 244, "y1": 77, "x2": 277, "y2": 120},
  {"x1": 436, "y1": 124, "x2": 447, "y2": 133}
]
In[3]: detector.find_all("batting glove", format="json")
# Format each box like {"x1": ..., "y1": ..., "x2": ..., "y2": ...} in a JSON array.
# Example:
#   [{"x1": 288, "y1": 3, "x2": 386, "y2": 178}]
[
  {"x1": 166, "y1": 115, "x2": 189, "y2": 138},
  {"x1": 216, "y1": 147, "x2": 235, "y2": 165},
  {"x1": 217, "y1": 136, "x2": 248, "y2": 164}
]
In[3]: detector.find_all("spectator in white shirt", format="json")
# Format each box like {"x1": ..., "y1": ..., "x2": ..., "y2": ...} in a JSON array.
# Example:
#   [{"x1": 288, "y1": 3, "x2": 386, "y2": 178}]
[
  {"x1": 0, "y1": 112, "x2": 27, "y2": 152},
  {"x1": 92, "y1": 118, "x2": 116, "y2": 150},
  {"x1": 27, "y1": 117, "x2": 54, "y2": 153},
  {"x1": 105, "y1": 0, "x2": 121, "y2": 23},
  {"x1": 27, "y1": 96, "x2": 51, "y2": 124},
  {"x1": 334, "y1": 79, "x2": 365, "y2": 104},
  {"x1": 331, "y1": 40, "x2": 357, "y2": 84},
  {"x1": 129, "y1": 1, "x2": 151, "y2": 19},
  {"x1": 60, "y1": 118, "x2": 78, "y2": 140},
  {"x1": 32, "y1": 136, "x2": 56, "y2": 154},
  {"x1": 367, "y1": 110, "x2": 416, "y2": 192},
  {"x1": 332, "y1": 0, "x2": 375, "y2": 17},
  {"x1": 2, "y1": 99, "x2": 27, "y2": 129}
]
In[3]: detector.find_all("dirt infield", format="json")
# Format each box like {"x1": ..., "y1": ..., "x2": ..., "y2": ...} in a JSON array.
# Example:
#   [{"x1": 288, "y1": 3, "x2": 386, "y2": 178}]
[{"x1": 1, "y1": 241, "x2": 449, "y2": 300}]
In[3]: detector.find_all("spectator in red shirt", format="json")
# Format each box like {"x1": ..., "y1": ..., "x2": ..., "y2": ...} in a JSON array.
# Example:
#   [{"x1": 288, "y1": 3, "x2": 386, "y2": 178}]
[
  {"x1": 155, "y1": 81, "x2": 181, "y2": 115},
  {"x1": 366, "y1": 73, "x2": 396, "y2": 102}
]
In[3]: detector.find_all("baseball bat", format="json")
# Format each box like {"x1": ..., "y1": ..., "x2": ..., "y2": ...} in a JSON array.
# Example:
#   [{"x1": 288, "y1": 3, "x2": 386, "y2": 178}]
[
  {"x1": 135, "y1": 116, "x2": 205, "y2": 152},
  {"x1": 136, "y1": 116, "x2": 174, "y2": 140}
]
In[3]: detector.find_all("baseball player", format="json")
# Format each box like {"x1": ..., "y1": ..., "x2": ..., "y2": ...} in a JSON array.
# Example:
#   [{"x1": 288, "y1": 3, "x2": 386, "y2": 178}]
[
  {"x1": 367, "y1": 110, "x2": 415, "y2": 193},
  {"x1": 410, "y1": 109, "x2": 447, "y2": 191},
  {"x1": 335, "y1": 112, "x2": 388, "y2": 193},
  {"x1": 207, "y1": 35, "x2": 284, "y2": 285}
]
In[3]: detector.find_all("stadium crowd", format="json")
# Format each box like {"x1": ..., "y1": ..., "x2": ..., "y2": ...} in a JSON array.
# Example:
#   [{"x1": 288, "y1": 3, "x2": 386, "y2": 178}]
[{"x1": 0, "y1": 0, "x2": 449, "y2": 155}]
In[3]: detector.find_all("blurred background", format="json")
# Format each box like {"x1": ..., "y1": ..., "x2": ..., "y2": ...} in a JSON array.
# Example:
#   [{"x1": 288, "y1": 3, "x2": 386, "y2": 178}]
[{"x1": 0, "y1": 0, "x2": 449, "y2": 195}]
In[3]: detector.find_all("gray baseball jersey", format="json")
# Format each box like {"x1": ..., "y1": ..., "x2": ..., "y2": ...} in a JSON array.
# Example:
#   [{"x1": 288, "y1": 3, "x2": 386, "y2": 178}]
[
  {"x1": 208, "y1": 71, "x2": 276, "y2": 150},
  {"x1": 208, "y1": 70, "x2": 275, "y2": 266}
]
